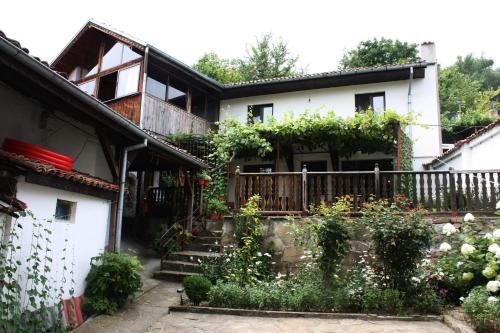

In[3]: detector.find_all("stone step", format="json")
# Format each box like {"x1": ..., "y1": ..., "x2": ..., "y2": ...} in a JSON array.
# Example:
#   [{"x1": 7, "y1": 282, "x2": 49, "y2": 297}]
[
  {"x1": 168, "y1": 250, "x2": 220, "y2": 263},
  {"x1": 191, "y1": 236, "x2": 220, "y2": 244},
  {"x1": 162, "y1": 260, "x2": 201, "y2": 273},
  {"x1": 184, "y1": 243, "x2": 221, "y2": 252},
  {"x1": 153, "y1": 270, "x2": 196, "y2": 282}
]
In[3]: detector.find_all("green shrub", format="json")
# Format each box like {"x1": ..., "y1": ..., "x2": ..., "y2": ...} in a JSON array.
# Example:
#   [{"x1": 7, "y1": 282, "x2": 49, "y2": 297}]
[
  {"x1": 208, "y1": 283, "x2": 249, "y2": 308},
  {"x1": 183, "y1": 275, "x2": 212, "y2": 305},
  {"x1": 362, "y1": 288, "x2": 404, "y2": 314},
  {"x1": 84, "y1": 252, "x2": 143, "y2": 315},
  {"x1": 462, "y1": 286, "x2": 500, "y2": 333},
  {"x1": 409, "y1": 288, "x2": 445, "y2": 314},
  {"x1": 362, "y1": 200, "x2": 432, "y2": 292}
]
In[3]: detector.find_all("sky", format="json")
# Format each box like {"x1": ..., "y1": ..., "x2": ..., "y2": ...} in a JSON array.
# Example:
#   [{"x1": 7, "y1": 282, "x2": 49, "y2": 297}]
[{"x1": 1, "y1": 0, "x2": 499, "y2": 73}]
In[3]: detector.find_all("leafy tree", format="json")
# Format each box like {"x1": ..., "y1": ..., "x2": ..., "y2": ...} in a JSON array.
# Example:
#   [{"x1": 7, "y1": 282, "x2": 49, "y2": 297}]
[
  {"x1": 455, "y1": 54, "x2": 500, "y2": 90},
  {"x1": 238, "y1": 33, "x2": 303, "y2": 81},
  {"x1": 193, "y1": 52, "x2": 243, "y2": 84},
  {"x1": 340, "y1": 38, "x2": 419, "y2": 68},
  {"x1": 439, "y1": 66, "x2": 483, "y2": 116}
]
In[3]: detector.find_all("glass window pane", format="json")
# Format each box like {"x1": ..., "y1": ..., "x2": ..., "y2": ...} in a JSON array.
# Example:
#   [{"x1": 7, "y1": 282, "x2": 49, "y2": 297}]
[
  {"x1": 262, "y1": 106, "x2": 273, "y2": 125},
  {"x1": 78, "y1": 79, "x2": 96, "y2": 96},
  {"x1": 101, "y1": 42, "x2": 124, "y2": 71},
  {"x1": 122, "y1": 46, "x2": 141, "y2": 63},
  {"x1": 167, "y1": 85, "x2": 186, "y2": 100},
  {"x1": 372, "y1": 96, "x2": 385, "y2": 113},
  {"x1": 116, "y1": 65, "x2": 140, "y2": 98},
  {"x1": 146, "y1": 77, "x2": 166, "y2": 100}
]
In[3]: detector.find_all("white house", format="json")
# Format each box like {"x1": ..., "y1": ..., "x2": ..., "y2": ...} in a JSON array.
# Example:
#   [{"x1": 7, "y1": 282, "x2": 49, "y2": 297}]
[
  {"x1": 0, "y1": 29, "x2": 206, "y2": 328},
  {"x1": 220, "y1": 43, "x2": 442, "y2": 173},
  {"x1": 424, "y1": 119, "x2": 500, "y2": 171}
]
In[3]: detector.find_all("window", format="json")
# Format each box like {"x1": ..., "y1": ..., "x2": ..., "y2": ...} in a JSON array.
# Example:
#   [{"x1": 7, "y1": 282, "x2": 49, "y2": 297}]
[
  {"x1": 101, "y1": 42, "x2": 141, "y2": 71},
  {"x1": 55, "y1": 199, "x2": 76, "y2": 223},
  {"x1": 146, "y1": 77, "x2": 167, "y2": 100},
  {"x1": 167, "y1": 81, "x2": 187, "y2": 109},
  {"x1": 78, "y1": 79, "x2": 96, "y2": 96},
  {"x1": 243, "y1": 164, "x2": 274, "y2": 173},
  {"x1": 116, "y1": 64, "x2": 140, "y2": 98},
  {"x1": 97, "y1": 72, "x2": 118, "y2": 101},
  {"x1": 248, "y1": 104, "x2": 273, "y2": 124},
  {"x1": 355, "y1": 92, "x2": 385, "y2": 113},
  {"x1": 302, "y1": 161, "x2": 327, "y2": 172}
]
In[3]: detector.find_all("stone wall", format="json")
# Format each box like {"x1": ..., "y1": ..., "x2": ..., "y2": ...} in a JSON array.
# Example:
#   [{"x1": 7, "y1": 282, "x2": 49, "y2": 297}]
[{"x1": 217, "y1": 214, "x2": 498, "y2": 273}]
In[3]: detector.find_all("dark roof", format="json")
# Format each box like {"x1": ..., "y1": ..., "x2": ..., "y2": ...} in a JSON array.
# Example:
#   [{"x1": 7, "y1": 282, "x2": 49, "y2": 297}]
[
  {"x1": 0, "y1": 149, "x2": 120, "y2": 192},
  {"x1": 51, "y1": 20, "x2": 431, "y2": 99},
  {"x1": 423, "y1": 119, "x2": 500, "y2": 168},
  {"x1": 0, "y1": 29, "x2": 208, "y2": 169}
]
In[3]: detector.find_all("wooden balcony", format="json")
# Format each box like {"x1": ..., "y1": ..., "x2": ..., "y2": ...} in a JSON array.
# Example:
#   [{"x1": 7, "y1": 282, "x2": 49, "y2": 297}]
[
  {"x1": 143, "y1": 94, "x2": 211, "y2": 135},
  {"x1": 233, "y1": 166, "x2": 500, "y2": 214}
]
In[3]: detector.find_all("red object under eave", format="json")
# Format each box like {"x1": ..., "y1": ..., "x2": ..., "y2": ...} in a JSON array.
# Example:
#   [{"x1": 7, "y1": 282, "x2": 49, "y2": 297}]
[{"x1": 2, "y1": 138, "x2": 73, "y2": 171}]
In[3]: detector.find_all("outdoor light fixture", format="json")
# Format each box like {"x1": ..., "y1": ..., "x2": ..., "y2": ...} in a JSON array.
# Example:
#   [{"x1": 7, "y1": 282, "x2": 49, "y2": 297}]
[{"x1": 177, "y1": 288, "x2": 185, "y2": 305}]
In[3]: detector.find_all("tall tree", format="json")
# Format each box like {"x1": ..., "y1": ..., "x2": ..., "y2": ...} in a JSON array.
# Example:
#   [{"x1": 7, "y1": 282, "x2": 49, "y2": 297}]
[
  {"x1": 238, "y1": 33, "x2": 302, "y2": 81},
  {"x1": 192, "y1": 53, "x2": 243, "y2": 84},
  {"x1": 455, "y1": 54, "x2": 500, "y2": 90},
  {"x1": 340, "y1": 38, "x2": 419, "y2": 68}
]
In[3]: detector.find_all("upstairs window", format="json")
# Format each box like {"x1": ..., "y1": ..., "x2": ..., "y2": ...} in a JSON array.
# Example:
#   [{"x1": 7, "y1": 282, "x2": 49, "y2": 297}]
[
  {"x1": 101, "y1": 41, "x2": 141, "y2": 71},
  {"x1": 355, "y1": 92, "x2": 385, "y2": 113},
  {"x1": 248, "y1": 104, "x2": 273, "y2": 124},
  {"x1": 78, "y1": 79, "x2": 96, "y2": 96},
  {"x1": 95, "y1": 64, "x2": 140, "y2": 101},
  {"x1": 146, "y1": 77, "x2": 167, "y2": 100}
]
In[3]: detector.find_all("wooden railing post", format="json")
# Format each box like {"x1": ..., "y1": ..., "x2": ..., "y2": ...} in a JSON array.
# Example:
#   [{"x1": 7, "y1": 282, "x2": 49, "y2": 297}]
[
  {"x1": 302, "y1": 165, "x2": 308, "y2": 212},
  {"x1": 234, "y1": 166, "x2": 241, "y2": 211},
  {"x1": 449, "y1": 167, "x2": 457, "y2": 211},
  {"x1": 374, "y1": 163, "x2": 381, "y2": 199}
]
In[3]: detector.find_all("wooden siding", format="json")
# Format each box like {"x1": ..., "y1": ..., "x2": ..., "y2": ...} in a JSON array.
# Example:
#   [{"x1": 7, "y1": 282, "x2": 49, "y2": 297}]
[
  {"x1": 143, "y1": 94, "x2": 211, "y2": 135},
  {"x1": 106, "y1": 94, "x2": 142, "y2": 125}
]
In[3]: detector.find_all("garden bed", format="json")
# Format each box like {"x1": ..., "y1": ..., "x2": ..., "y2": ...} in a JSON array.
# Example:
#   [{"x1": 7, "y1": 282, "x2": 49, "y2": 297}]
[{"x1": 168, "y1": 305, "x2": 441, "y2": 322}]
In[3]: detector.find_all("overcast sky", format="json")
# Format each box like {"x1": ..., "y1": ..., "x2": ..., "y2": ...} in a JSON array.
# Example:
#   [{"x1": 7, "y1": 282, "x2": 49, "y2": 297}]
[{"x1": 1, "y1": 0, "x2": 499, "y2": 73}]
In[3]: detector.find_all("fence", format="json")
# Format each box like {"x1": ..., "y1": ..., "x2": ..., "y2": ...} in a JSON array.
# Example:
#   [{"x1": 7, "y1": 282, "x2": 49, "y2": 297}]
[{"x1": 233, "y1": 165, "x2": 500, "y2": 214}]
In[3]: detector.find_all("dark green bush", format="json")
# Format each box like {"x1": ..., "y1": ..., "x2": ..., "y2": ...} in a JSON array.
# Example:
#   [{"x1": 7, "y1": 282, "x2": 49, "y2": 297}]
[
  {"x1": 409, "y1": 289, "x2": 445, "y2": 314},
  {"x1": 362, "y1": 288, "x2": 404, "y2": 314},
  {"x1": 84, "y1": 252, "x2": 143, "y2": 315},
  {"x1": 208, "y1": 283, "x2": 249, "y2": 308},
  {"x1": 183, "y1": 275, "x2": 211, "y2": 305}
]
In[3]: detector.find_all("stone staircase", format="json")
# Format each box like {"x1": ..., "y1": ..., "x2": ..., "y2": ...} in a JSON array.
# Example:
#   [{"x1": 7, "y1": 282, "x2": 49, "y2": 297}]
[{"x1": 153, "y1": 223, "x2": 222, "y2": 282}]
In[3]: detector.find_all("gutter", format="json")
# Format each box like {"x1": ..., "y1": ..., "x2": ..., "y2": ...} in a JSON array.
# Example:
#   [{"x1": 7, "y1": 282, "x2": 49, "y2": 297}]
[{"x1": 0, "y1": 36, "x2": 207, "y2": 169}]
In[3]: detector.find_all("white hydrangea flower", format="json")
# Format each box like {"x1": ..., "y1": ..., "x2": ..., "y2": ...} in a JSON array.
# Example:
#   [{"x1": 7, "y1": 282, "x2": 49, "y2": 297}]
[
  {"x1": 442, "y1": 223, "x2": 457, "y2": 236},
  {"x1": 264, "y1": 253, "x2": 272, "y2": 258},
  {"x1": 459, "y1": 296, "x2": 465, "y2": 302},
  {"x1": 411, "y1": 277, "x2": 421, "y2": 283},
  {"x1": 255, "y1": 261, "x2": 261, "y2": 265},
  {"x1": 439, "y1": 242, "x2": 452, "y2": 252},
  {"x1": 488, "y1": 243, "x2": 500, "y2": 254},
  {"x1": 461, "y1": 244, "x2": 476, "y2": 257},
  {"x1": 257, "y1": 252, "x2": 262, "y2": 257},
  {"x1": 486, "y1": 280, "x2": 500, "y2": 293},
  {"x1": 484, "y1": 233, "x2": 494, "y2": 240},
  {"x1": 463, "y1": 213, "x2": 475, "y2": 222},
  {"x1": 488, "y1": 296, "x2": 498, "y2": 303},
  {"x1": 493, "y1": 229, "x2": 500, "y2": 238}
]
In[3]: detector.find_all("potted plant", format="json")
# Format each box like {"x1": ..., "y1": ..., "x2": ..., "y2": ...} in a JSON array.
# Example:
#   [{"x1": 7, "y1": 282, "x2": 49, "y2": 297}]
[
  {"x1": 197, "y1": 171, "x2": 212, "y2": 188},
  {"x1": 206, "y1": 198, "x2": 229, "y2": 219}
]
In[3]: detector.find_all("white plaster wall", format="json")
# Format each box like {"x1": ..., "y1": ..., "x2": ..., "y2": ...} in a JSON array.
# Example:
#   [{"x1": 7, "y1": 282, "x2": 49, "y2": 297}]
[
  {"x1": 431, "y1": 126, "x2": 500, "y2": 171},
  {"x1": 0, "y1": 81, "x2": 113, "y2": 182},
  {"x1": 220, "y1": 65, "x2": 441, "y2": 171},
  {"x1": 10, "y1": 179, "x2": 110, "y2": 305}
]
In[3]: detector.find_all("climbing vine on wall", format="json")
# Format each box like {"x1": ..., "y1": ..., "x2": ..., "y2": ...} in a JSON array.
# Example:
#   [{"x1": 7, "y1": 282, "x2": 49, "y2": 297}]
[{"x1": 399, "y1": 130, "x2": 413, "y2": 171}]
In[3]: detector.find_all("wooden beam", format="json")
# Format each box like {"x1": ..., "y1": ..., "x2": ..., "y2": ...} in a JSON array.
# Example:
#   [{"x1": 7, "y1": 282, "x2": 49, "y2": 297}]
[
  {"x1": 328, "y1": 142, "x2": 340, "y2": 171},
  {"x1": 97, "y1": 131, "x2": 120, "y2": 182},
  {"x1": 186, "y1": 88, "x2": 192, "y2": 113}
]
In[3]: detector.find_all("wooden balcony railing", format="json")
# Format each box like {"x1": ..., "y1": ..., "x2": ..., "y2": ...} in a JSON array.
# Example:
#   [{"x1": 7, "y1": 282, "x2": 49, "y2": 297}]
[
  {"x1": 233, "y1": 165, "x2": 500, "y2": 214},
  {"x1": 143, "y1": 94, "x2": 211, "y2": 135}
]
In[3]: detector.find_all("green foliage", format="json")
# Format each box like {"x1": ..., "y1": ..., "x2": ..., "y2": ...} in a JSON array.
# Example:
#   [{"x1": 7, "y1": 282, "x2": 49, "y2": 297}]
[
  {"x1": 206, "y1": 197, "x2": 229, "y2": 215},
  {"x1": 238, "y1": 33, "x2": 302, "y2": 81},
  {"x1": 192, "y1": 52, "x2": 243, "y2": 84},
  {"x1": 455, "y1": 54, "x2": 500, "y2": 90},
  {"x1": 362, "y1": 288, "x2": 404, "y2": 314},
  {"x1": 151, "y1": 223, "x2": 191, "y2": 255},
  {"x1": 400, "y1": 131, "x2": 413, "y2": 171},
  {"x1": 340, "y1": 38, "x2": 418, "y2": 68},
  {"x1": 84, "y1": 252, "x2": 143, "y2": 315},
  {"x1": 182, "y1": 275, "x2": 211, "y2": 305},
  {"x1": 214, "y1": 109, "x2": 414, "y2": 160},
  {"x1": 361, "y1": 200, "x2": 432, "y2": 291},
  {"x1": 409, "y1": 288, "x2": 445, "y2": 314},
  {"x1": 462, "y1": 286, "x2": 500, "y2": 333},
  {"x1": 0, "y1": 211, "x2": 69, "y2": 333}
]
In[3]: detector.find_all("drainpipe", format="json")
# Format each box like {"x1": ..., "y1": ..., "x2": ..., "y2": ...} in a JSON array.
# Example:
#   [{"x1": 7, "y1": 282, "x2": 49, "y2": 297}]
[
  {"x1": 139, "y1": 46, "x2": 149, "y2": 129},
  {"x1": 407, "y1": 66, "x2": 414, "y2": 138},
  {"x1": 115, "y1": 139, "x2": 148, "y2": 252}
]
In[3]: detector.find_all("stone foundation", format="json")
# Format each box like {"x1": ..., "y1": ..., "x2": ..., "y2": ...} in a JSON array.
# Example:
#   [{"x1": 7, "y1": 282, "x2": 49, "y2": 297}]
[{"x1": 219, "y1": 214, "x2": 498, "y2": 272}]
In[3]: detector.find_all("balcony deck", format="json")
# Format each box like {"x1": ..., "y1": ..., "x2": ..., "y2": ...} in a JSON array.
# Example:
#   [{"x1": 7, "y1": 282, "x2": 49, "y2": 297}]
[{"x1": 143, "y1": 94, "x2": 211, "y2": 135}]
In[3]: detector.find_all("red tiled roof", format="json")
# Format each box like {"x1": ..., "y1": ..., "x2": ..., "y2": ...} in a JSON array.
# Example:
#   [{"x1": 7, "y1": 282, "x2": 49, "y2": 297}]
[
  {"x1": 423, "y1": 119, "x2": 500, "y2": 168},
  {"x1": 0, "y1": 149, "x2": 119, "y2": 192}
]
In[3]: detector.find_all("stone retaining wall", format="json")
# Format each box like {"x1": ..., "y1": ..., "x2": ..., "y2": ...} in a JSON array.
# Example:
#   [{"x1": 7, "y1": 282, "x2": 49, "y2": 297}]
[{"x1": 217, "y1": 214, "x2": 498, "y2": 272}]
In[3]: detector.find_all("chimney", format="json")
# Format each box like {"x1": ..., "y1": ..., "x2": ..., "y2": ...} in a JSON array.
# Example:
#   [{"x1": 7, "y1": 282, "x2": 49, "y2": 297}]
[{"x1": 420, "y1": 42, "x2": 436, "y2": 63}]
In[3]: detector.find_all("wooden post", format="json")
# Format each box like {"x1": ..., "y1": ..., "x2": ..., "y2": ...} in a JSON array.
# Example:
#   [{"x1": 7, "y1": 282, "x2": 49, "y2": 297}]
[
  {"x1": 302, "y1": 164, "x2": 308, "y2": 212},
  {"x1": 186, "y1": 171, "x2": 194, "y2": 232},
  {"x1": 234, "y1": 166, "x2": 241, "y2": 211},
  {"x1": 449, "y1": 167, "x2": 457, "y2": 211},
  {"x1": 186, "y1": 88, "x2": 192, "y2": 113},
  {"x1": 374, "y1": 163, "x2": 381, "y2": 199}
]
